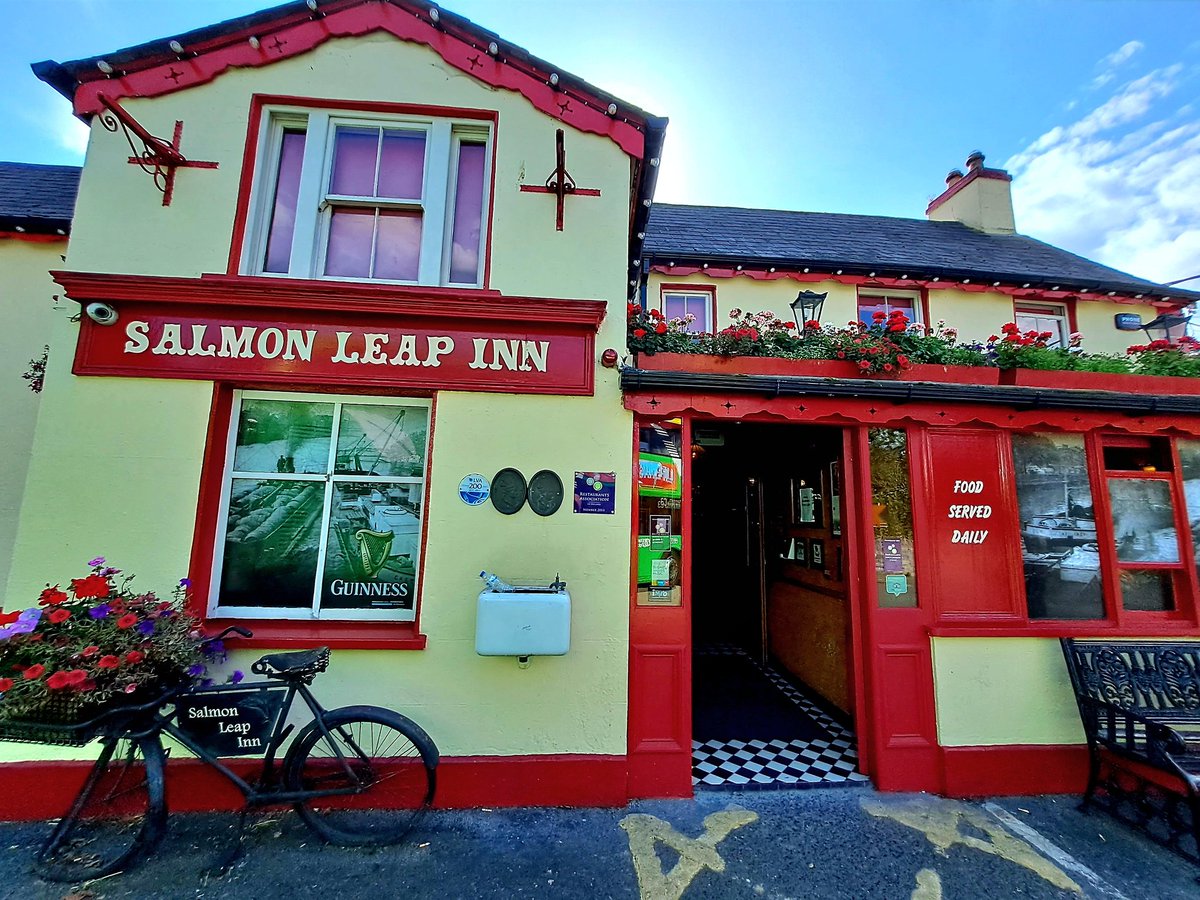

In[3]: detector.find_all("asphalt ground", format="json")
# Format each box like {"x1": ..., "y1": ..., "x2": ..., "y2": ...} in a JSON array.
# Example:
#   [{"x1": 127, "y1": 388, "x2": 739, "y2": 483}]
[{"x1": 0, "y1": 787, "x2": 1197, "y2": 899}]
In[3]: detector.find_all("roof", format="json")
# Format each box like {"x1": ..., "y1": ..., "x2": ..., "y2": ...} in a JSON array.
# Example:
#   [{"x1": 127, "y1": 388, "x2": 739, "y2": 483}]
[
  {"x1": 0, "y1": 162, "x2": 80, "y2": 235},
  {"x1": 644, "y1": 203, "x2": 1200, "y2": 304}
]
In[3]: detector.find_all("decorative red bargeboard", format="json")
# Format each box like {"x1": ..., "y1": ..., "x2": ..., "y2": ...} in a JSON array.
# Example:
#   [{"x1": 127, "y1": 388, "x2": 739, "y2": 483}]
[{"x1": 59, "y1": 272, "x2": 605, "y2": 396}]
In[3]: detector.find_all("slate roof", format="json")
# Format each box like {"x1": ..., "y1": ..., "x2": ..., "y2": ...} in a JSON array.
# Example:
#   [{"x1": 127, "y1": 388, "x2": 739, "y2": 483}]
[
  {"x1": 644, "y1": 203, "x2": 1200, "y2": 303},
  {"x1": 0, "y1": 162, "x2": 80, "y2": 234}
]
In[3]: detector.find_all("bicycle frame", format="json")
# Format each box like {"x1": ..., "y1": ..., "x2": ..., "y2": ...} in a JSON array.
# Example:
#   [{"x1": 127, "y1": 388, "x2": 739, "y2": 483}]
[{"x1": 123, "y1": 679, "x2": 376, "y2": 807}]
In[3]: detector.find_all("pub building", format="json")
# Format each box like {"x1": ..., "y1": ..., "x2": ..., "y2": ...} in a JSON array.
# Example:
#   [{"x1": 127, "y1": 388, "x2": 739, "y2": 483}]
[{"x1": 2, "y1": 0, "x2": 1200, "y2": 815}]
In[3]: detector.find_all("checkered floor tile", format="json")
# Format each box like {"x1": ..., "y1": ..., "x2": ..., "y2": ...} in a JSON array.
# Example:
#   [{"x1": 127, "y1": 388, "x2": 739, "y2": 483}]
[{"x1": 693, "y1": 645, "x2": 869, "y2": 789}]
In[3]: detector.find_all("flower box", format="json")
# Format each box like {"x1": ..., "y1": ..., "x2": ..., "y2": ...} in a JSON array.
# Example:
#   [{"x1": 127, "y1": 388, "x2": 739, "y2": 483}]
[
  {"x1": 639, "y1": 353, "x2": 1000, "y2": 385},
  {"x1": 998, "y1": 368, "x2": 1200, "y2": 395}
]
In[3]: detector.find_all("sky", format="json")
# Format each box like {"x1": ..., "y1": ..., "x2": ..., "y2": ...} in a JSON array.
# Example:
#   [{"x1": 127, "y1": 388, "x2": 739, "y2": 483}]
[{"x1": 1, "y1": 0, "x2": 1198, "y2": 287}]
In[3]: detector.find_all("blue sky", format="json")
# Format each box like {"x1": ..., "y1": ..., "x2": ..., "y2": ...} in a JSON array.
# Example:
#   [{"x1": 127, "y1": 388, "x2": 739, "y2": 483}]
[{"x1": 2, "y1": 0, "x2": 1198, "y2": 285}]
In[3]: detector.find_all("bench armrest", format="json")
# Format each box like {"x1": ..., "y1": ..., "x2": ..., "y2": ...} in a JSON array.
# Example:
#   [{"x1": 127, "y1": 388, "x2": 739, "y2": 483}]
[{"x1": 1077, "y1": 695, "x2": 1190, "y2": 763}]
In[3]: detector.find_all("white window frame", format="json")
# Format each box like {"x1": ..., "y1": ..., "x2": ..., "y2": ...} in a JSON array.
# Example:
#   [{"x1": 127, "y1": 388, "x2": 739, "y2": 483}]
[
  {"x1": 208, "y1": 391, "x2": 432, "y2": 623},
  {"x1": 659, "y1": 289, "x2": 714, "y2": 333},
  {"x1": 1015, "y1": 302, "x2": 1069, "y2": 347},
  {"x1": 242, "y1": 106, "x2": 492, "y2": 288},
  {"x1": 857, "y1": 291, "x2": 923, "y2": 324}
]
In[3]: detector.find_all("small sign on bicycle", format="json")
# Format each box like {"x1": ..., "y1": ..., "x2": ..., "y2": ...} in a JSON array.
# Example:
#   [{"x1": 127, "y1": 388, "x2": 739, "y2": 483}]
[{"x1": 175, "y1": 685, "x2": 288, "y2": 756}]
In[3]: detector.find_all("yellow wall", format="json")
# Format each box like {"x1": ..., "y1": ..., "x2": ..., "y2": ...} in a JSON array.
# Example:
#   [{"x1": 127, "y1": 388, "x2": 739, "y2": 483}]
[
  {"x1": 6, "y1": 32, "x2": 634, "y2": 760},
  {"x1": 649, "y1": 272, "x2": 1160, "y2": 355},
  {"x1": 0, "y1": 239, "x2": 67, "y2": 594},
  {"x1": 930, "y1": 638, "x2": 1084, "y2": 746},
  {"x1": 926, "y1": 176, "x2": 1015, "y2": 234}
]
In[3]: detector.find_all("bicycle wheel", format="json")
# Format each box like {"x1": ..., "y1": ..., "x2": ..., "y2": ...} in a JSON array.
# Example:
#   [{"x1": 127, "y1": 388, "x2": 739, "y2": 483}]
[
  {"x1": 283, "y1": 705, "x2": 437, "y2": 846},
  {"x1": 34, "y1": 733, "x2": 167, "y2": 882}
]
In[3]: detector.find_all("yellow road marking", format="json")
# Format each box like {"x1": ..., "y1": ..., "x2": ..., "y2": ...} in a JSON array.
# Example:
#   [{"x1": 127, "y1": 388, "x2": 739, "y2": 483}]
[
  {"x1": 620, "y1": 808, "x2": 759, "y2": 900},
  {"x1": 912, "y1": 868, "x2": 942, "y2": 900}
]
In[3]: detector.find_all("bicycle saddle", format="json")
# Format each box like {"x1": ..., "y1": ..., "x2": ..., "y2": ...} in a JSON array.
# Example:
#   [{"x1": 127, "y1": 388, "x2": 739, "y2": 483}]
[{"x1": 251, "y1": 647, "x2": 331, "y2": 682}]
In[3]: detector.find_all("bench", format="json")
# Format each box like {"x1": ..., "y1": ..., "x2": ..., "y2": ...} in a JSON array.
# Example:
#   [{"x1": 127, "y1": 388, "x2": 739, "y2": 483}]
[{"x1": 1060, "y1": 638, "x2": 1200, "y2": 863}]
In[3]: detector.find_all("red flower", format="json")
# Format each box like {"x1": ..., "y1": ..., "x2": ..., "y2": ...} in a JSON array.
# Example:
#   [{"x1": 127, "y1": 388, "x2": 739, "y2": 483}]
[
  {"x1": 38, "y1": 586, "x2": 69, "y2": 606},
  {"x1": 65, "y1": 670, "x2": 87, "y2": 687},
  {"x1": 633, "y1": 328, "x2": 646, "y2": 339},
  {"x1": 655, "y1": 322, "x2": 668, "y2": 335},
  {"x1": 117, "y1": 614, "x2": 139, "y2": 630},
  {"x1": 97, "y1": 655, "x2": 121, "y2": 669},
  {"x1": 22, "y1": 664, "x2": 45, "y2": 680},
  {"x1": 48, "y1": 608, "x2": 70, "y2": 624},
  {"x1": 836, "y1": 351, "x2": 846, "y2": 359},
  {"x1": 858, "y1": 360, "x2": 871, "y2": 370},
  {"x1": 81, "y1": 645, "x2": 100, "y2": 658},
  {"x1": 0, "y1": 678, "x2": 12, "y2": 692},
  {"x1": 896, "y1": 354, "x2": 910, "y2": 367},
  {"x1": 0, "y1": 611, "x2": 18, "y2": 627},
  {"x1": 883, "y1": 363, "x2": 894, "y2": 372},
  {"x1": 871, "y1": 311, "x2": 887, "y2": 320},
  {"x1": 70, "y1": 574, "x2": 110, "y2": 600},
  {"x1": 46, "y1": 671, "x2": 71, "y2": 690},
  {"x1": 627, "y1": 303, "x2": 640, "y2": 315},
  {"x1": 886, "y1": 323, "x2": 906, "y2": 332},
  {"x1": 649, "y1": 309, "x2": 663, "y2": 320},
  {"x1": 125, "y1": 650, "x2": 144, "y2": 664},
  {"x1": 988, "y1": 335, "x2": 999, "y2": 342},
  {"x1": 1001, "y1": 322, "x2": 1019, "y2": 334},
  {"x1": 79, "y1": 679, "x2": 97, "y2": 693}
]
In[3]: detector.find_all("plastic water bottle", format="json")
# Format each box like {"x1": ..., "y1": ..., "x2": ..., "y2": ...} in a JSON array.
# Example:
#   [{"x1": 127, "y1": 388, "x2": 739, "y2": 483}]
[{"x1": 479, "y1": 571, "x2": 513, "y2": 592}]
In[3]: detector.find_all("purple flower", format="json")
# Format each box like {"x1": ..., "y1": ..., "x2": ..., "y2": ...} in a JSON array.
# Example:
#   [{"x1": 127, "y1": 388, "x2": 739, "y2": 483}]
[
  {"x1": 18, "y1": 609, "x2": 41, "y2": 623},
  {"x1": 137, "y1": 619, "x2": 156, "y2": 636},
  {"x1": 88, "y1": 604, "x2": 112, "y2": 619},
  {"x1": 230, "y1": 670, "x2": 244, "y2": 684},
  {"x1": 187, "y1": 664, "x2": 206, "y2": 677},
  {"x1": 87, "y1": 556, "x2": 106, "y2": 567},
  {"x1": 178, "y1": 578, "x2": 191, "y2": 589},
  {"x1": 201, "y1": 639, "x2": 225, "y2": 658},
  {"x1": 101, "y1": 567, "x2": 121, "y2": 576}
]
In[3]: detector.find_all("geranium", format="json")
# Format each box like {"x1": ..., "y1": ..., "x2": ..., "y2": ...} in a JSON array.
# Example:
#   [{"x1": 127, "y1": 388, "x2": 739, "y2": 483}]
[
  {"x1": 0, "y1": 557, "x2": 204, "y2": 723},
  {"x1": 0, "y1": 678, "x2": 12, "y2": 693}
]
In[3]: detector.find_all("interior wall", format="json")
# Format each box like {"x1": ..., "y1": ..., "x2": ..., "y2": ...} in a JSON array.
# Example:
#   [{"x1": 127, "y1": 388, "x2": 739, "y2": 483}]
[{"x1": 767, "y1": 581, "x2": 850, "y2": 713}]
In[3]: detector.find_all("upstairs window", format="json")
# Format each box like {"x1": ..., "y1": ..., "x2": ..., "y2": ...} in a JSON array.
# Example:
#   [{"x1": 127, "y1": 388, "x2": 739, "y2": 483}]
[
  {"x1": 659, "y1": 286, "x2": 714, "y2": 333},
  {"x1": 249, "y1": 109, "x2": 491, "y2": 287},
  {"x1": 1015, "y1": 302, "x2": 1069, "y2": 347},
  {"x1": 858, "y1": 291, "x2": 921, "y2": 325}
]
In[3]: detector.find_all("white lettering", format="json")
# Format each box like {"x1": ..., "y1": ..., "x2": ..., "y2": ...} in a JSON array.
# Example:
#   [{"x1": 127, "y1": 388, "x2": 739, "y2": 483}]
[
  {"x1": 489, "y1": 338, "x2": 520, "y2": 371},
  {"x1": 331, "y1": 331, "x2": 360, "y2": 364},
  {"x1": 282, "y1": 329, "x2": 315, "y2": 362},
  {"x1": 423, "y1": 336, "x2": 453, "y2": 367},
  {"x1": 951, "y1": 529, "x2": 989, "y2": 544},
  {"x1": 218, "y1": 326, "x2": 257, "y2": 359},
  {"x1": 124, "y1": 321, "x2": 150, "y2": 354},
  {"x1": 389, "y1": 334, "x2": 421, "y2": 366},
  {"x1": 187, "y1": 324, "x2": 217, "y2": 357},
  {"x1": 256, "y1": 327, "x2": 285, "y2": 359},
  {"x1": 361, "y1": 333, "x2": 389, "y2": 365},
  {"x1": 151, "y1": 323, "x2": 187, "y2": 356},
  {"x1": 953, "y1": 481, "x2": 984, "y2": 494},
  {"x1": 520, "y1": 340, "x2": 549, "y2": 373},
  {"x1": 469, "y1": 337, "x2": 489, "y2": 370},
  {"x1": 947, "y1": 505, "x2": 992, "y2": 519},
  {"x1": 329, "y1": 580, "x2": 410, "y2": 598}
]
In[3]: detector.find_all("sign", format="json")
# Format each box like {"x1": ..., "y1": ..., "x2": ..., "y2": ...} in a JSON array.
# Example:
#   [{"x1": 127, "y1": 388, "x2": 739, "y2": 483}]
[
  {"x1": 73, "y1": 299, "x2": 597, "y2": 396},
  {"x1": 574, "y1": 472, "x2": 616, "y2": 514},
  {"x1": 175, "y1": 685, "x2": 287, "y2": 756},
  {"x1": 881, "y1": 538, "x2": 904, "y2": 573},
  {"x1": 1114, "y1": 313, "x2": 1143, "y2": 331},
  {"x1": 638, "y1": 454, "x2": 681, "y2": 498},
  {"x1": 459, "y1": 473, "x2": 490, "y2": 506},
  {"x1": 884, "y1": 574, "x2": 908, "y2": 597}
]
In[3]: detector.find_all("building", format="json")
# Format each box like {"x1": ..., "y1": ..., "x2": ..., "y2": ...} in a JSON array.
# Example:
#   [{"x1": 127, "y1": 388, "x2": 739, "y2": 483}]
[{"x1": 3, "y1": 0, "x2": 1200, "y2": 813}]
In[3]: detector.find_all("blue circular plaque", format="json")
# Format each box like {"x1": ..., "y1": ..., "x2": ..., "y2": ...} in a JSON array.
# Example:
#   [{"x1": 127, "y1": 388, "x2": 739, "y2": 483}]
[{"x1": 458, "y1": 473, "x2": 491, "y2": 506}]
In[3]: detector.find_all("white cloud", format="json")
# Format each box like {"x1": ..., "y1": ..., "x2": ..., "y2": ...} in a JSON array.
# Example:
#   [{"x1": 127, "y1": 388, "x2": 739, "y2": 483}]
[
  {"x1": 1005, "y1": 63, "x2": 1200, "y2": 285},
  {"x1": 1099, "y1": 40, "x2": 1145, "y2": 71}
]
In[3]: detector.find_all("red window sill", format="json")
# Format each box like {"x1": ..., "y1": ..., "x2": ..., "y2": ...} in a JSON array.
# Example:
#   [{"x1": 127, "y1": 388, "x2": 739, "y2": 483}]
[{"x1": 204, "y1": 618, "x2": 427, "y2": 651}]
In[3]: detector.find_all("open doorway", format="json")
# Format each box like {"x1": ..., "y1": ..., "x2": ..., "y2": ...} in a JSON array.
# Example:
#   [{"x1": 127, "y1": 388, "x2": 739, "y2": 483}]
[{"x1": 690, "y1": 421, "x2": 867, "y2": 788}]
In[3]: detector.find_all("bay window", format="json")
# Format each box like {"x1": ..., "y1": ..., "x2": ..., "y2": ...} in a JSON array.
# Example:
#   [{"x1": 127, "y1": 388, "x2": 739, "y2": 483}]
[
  {"x1": 248, "y1": 107, "x2": 491, "y2": 287},
  {"x1": 210, "y1": 392, "x2": 430, "y2": 622}
]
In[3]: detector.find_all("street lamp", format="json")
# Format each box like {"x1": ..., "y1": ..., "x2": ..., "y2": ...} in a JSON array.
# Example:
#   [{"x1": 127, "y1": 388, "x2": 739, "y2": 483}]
[
  {"x1": 790, "y1": 290, "x2": 828, "y2": 329},
  {"x1": 1140, "y1": 310, "x2": 1192, "y2": 344}
]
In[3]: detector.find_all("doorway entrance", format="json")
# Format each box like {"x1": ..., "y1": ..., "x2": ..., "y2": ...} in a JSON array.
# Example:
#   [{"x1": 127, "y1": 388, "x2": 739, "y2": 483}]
[{"x1": 690, "y1": 421, "x2": 866, "y2": 788}]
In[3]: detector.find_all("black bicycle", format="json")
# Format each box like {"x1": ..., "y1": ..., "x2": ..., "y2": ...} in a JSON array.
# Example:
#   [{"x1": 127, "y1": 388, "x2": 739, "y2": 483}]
[{"x1": 20, "y1": 626, "x2": 438, "y2": 882}]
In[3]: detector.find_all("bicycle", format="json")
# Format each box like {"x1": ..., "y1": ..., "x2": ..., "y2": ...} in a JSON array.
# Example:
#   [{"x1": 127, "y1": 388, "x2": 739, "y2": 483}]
[{"x1": 11, "y1": 626, "x2": 439, "y2": 882}]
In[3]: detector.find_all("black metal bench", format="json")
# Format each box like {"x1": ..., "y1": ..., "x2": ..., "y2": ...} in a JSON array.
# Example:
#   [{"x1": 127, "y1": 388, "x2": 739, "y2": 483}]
[{"x1": 1061, "y1": 638, "x2": 1200, "y2": 863}]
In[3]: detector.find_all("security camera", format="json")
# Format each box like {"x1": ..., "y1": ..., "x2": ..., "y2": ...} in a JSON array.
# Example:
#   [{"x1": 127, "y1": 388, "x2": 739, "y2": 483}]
[{"x1": 84, "y1": 302, "x2": 118, "y2": 326}]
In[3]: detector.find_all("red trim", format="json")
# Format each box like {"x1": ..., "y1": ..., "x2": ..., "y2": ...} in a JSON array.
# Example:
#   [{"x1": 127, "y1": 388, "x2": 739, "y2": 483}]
[
  {"x1": 657, "y1": 282, "x2": 716, "y2": 333},
  {"x1": 925, "y1": 166, "x2": 1013, "y2": 215},
  {"x1": 69, "y1": 1, "x2": 647, "y2": 159},
  {"x1": 651, "y1": 266, "x2": 1185, "y2": 311},
  {"x1": 941, "y1": 744, "x2": 1088, "y2": 797},
  {"x1": 202, "y1": 618, "x2": 427, "y2": 650},
  {"x1": 0, "y1": 231, "x2": 67, "y2": 242},
  {"x1": 0, "y1": 754, "x2": 627, "y2": 821}
]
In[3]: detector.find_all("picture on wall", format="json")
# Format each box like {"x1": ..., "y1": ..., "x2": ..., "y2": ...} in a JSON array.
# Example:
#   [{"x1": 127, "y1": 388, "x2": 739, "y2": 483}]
[{"x1": 809, "y1": 538, "x2": 825, "y2": 570}]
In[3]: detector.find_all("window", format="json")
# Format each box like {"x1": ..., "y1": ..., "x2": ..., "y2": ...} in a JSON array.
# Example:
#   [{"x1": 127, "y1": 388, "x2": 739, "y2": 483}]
[
  {"x1": 659, "y1": 286, "x2": 714, "y2": 334},
  {"x1": 1015, "y1": 303, "x2": 1068, "y2": 347},
  {"x1": 868, "y1": 428, "x2": 919, "y2": 608},
  {"x1": 858, "y1": 292, "x2": 921, "y2": 325},
  {"x1": 210, "y1": 392, "x2": 430, "y2": 622},
  {"x1": 249, "y1": 109, "x2": 491, "y2": 287}
]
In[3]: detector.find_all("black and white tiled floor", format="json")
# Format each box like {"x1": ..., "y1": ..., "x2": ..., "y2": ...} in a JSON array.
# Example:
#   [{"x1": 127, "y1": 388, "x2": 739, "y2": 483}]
[{"x1": 693, "y1": 645, "x2": 869, "y2": 789}]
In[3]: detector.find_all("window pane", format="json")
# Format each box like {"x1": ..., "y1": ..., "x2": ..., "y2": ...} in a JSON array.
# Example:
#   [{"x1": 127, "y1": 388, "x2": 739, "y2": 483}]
[
  {"x1": 1108, "y1": 479, "x2": 1179, "y2": 563},
  {"x1": 1013, "y1": 433, "x2": 1103, "y2": 619},
  {"x1": 325, "y1": 208, "x2": 375, "y2": 277},
  {"x1": 1177, "y1": 439, "x2": 1200, "y2": 579},
  {"x1": 1120, "y1": 569, "x2": 1175, "y2": 612},
  {"x1": 336, "y1": 404, "x2": 428, "y2": 477},
  {"x1": 321, "y1": 482, "x2": 420, "y2": 614},
  {"x1": 663, "y1": 295, "x2": 687, "y2": 320},
  {"x1": 687, "y1": 297, "x2": 711, "y2": 333},
  {"x1": 220, "y1": 479, "x2": 323, "y2": 608},
  {"x1": 869, "y1": 428, "x2": 918, "y2": 608},
  {"x1": 233, "y1": 399, "x2": 333, "y2": 474},
  {"x1": 264, "y1": 129, "x2": 306, "y2": 273},
  {"x1": 374, "y1": 210, "x2": 422, "y2": 281},
  {"x1": 377, "y1": 130, "x2": 426, "y2": 200},
  {"x1": 447, "y1": 142, "x2": 486, "y2": 284},
  {"x1": 330, "y1": 127, "x2": 378, "y2": 196}
]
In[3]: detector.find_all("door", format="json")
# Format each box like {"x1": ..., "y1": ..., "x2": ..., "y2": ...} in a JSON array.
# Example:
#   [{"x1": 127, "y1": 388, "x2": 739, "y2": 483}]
[
  {"x1": 852, "y1": 426, "x2": 940, "y2": 791},
  {"x1": 744, "y1": 477, "x2": 769, "y2": 665}
]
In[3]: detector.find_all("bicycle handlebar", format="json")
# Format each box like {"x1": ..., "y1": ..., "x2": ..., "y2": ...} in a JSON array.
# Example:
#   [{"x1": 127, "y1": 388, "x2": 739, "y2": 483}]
[{"x1": 206, "y1": 625, "x2": 254, "y2": 642}]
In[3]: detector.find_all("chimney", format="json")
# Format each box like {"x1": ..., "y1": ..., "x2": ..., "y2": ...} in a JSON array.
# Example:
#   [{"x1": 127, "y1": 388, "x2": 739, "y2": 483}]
[{"x1": 926, "y1": 151, "x2": 1015, "y2": 234}]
